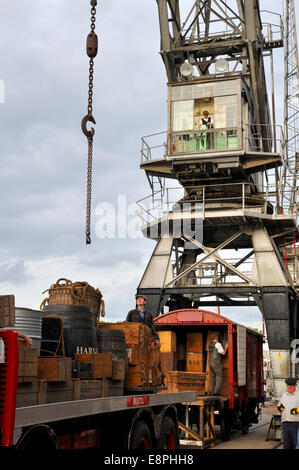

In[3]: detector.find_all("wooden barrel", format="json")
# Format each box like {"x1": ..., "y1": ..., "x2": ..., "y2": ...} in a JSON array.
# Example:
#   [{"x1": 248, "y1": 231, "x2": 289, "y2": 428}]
[
  {"x1": 41, "y1": 305, "x2": 98, "y2": 357},
  {"x1": 96, "y1": 328, "x2": 127, "y2": 362}
]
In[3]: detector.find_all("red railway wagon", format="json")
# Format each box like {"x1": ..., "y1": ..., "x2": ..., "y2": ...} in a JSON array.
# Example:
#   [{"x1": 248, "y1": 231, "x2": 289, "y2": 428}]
[{"x1": 154, "y1": 309, "x2": 264, "y2": 440}]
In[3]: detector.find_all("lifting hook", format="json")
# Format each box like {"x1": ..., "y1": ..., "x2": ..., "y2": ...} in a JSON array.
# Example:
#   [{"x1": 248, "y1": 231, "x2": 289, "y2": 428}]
[{"x1": 81, "y1": 113, "x2": 96, "y2": 139}]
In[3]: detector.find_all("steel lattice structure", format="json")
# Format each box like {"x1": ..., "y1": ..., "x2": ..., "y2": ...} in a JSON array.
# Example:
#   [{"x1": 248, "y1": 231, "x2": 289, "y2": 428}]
[
  {"x1": 137, "y1": 0, "x2": 299, "y2": 396},
  {"x1": 281, "y1": 0, "x2": 299, "y2": 219}
]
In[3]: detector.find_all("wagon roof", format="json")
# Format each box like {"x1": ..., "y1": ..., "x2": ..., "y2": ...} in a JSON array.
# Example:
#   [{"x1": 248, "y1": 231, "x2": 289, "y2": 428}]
[{"x1": 154, "y1": 308, "x2": 262, "y2": 336}]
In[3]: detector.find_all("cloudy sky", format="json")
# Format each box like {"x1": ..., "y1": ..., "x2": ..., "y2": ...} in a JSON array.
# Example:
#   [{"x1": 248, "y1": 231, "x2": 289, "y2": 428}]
[{"x1": 0, "y1": 1, "x2": 296, "y2": 329}]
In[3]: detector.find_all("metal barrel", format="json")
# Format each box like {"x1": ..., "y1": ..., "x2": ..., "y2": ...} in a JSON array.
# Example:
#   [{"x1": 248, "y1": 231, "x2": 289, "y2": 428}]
[
  {"x1": 41, "y1": 304, "x2": 98, "y2": 358},
  {"x1": 1, "y1": 307, "x2": 43, "y2": 352}
]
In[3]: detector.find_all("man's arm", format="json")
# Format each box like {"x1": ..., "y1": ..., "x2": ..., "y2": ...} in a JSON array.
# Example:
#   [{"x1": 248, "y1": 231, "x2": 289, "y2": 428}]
[{"x1": 126, "y1": 310, "x2": 133, "y2": 322}]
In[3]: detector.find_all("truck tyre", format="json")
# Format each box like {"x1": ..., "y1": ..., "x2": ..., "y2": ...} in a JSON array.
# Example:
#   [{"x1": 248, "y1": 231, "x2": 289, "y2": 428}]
[
  {"x1": 130, "y1": 421, "x2": 153, "y2": 449},
  {"x1": 157, "y1": 416, "x2": 179, "y2": 449}
]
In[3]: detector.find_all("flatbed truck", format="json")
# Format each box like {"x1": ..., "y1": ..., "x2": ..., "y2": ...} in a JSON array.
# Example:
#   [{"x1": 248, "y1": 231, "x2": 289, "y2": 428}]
[{"x1": 0, "y1": 330, "x2": 196, "y2": 450}]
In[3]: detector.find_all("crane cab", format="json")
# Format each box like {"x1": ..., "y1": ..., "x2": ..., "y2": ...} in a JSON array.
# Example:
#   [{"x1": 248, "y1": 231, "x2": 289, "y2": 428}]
[{"x1": 141, "y1": 76, "x2": 283, "y2": 186}]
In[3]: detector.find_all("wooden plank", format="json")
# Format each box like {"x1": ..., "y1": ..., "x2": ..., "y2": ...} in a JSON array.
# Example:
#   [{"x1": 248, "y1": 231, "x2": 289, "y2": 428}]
[{"x1": 38, "y1": 357, "x2": 72, "y2": 382}]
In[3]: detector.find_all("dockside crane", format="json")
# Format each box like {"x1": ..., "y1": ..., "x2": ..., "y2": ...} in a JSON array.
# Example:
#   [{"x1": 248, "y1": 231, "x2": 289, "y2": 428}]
[{"x1": 136, "y1": 0, "x2": 299, "y2": 400}]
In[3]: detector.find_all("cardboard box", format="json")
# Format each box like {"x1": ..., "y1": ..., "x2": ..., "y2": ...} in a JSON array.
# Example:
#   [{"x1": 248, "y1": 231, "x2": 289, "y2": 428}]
[
  {"x1": 38, "y1": 357, "x2": 72, "y2": 382},
  {"x1": 158, "y1": 331, "x2": 176, "y2": 352}
]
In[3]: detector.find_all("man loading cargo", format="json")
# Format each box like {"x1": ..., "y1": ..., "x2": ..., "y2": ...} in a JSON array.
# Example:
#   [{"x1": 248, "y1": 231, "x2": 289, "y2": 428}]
[
  {"x1": 277, "y1": 377, "x2": 299, "y2": 449},
  {"x1": 208, "y1": 334, "x2": 228, "y2": 396},
  {"x1": 126, "y1": 294, "x2": 160, "y2": 345}
]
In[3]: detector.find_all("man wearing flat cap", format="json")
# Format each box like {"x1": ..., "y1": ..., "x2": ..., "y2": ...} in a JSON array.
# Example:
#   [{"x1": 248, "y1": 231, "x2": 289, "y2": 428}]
[
  {"x1": 277, "y1": 377, "x2": 299, "y2": 449},
  {"x1": 126, "y1": 294, "x2": 160, "y2": 344}
]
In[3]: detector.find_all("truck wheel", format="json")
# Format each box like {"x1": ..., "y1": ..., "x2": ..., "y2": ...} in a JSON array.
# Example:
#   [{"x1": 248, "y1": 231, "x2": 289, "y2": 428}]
[
  {"x1": 158, "y1": 417, "x2": 179, "y2": 449},
  {"x1": 130, "y1": 421, "x2": 153, "y2": 449}
]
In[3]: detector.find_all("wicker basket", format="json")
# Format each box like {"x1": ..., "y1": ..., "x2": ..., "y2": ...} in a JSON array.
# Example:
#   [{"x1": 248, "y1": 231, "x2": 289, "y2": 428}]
[
  {"x1": 166, "y1": 371, "x2": 207, "y2": 395},
  {"x1": 40, "y1": 278, "x2": 105, "y2": 321}
]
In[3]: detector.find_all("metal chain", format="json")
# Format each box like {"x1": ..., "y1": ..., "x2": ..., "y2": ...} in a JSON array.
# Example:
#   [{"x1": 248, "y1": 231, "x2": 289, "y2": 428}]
[
  {"x1": 86, "y1": 136, "x2": 93, "y2": 245},
  {"x1": 82, "y1": 0, "x2": 98, "y2": 245}
]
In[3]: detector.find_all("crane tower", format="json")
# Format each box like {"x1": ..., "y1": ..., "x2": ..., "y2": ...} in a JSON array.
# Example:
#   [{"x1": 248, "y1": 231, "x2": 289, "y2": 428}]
[{"x1": 136, "y1": 0, "x2": 299, "y2": 398}]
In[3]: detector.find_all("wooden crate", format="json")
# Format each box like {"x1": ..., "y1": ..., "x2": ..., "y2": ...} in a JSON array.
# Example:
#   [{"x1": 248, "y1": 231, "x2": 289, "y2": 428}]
[
  {"x1": 100, "y1": 322, "x2": 152, "y2": 366},
  {"x1": 16, "y1": 381, "x2": 47, "y2": 407},
  {"x1": 46, "y1": 380, "x2": 75, "y2": 402},
  {"x1": 18, "y1": 347, "x2": 38, "y2": 383},
  {"x1": 38, "y1": 357, "x2": 72, "y2": 382},
  {"x1": 125, "y1": 363, "x2": 152, "y2": 388},
  {"x1": 186, "y1": 352, "x2": 203, "y2": 373},
  {"x1": 99, "y1": 321, "x2": 152, "y2": 345},
  {"x1": 74, "y1": 352, "x2": 113, "y2": 378},
  {"x1": 112, "y1": 359, "x2": 126, "y2": 380},
  {"x1": 186, "y1": 332, "x2": 203, "y2": 353},
  {"x1": 78, "y1": 380, "x2": 103, "y2": 400},
  {"x1": 158, "y1": 331, "x2": 176, "y2": 353},
  {"x1": 160, "y1": 352, "x2": 177, "y2": 373},
  {"x1": 105, "y1": 379, "x2": 124, "y2": 397},
  {"x1": 166, "y1": 371, "x2": 207, "y2": 396},
  {"x1": 0, "y1": 295, "x2": 15, "y2": 328},
  {"x1": 72, "y1": 360, "x2": 94, "y2": 379}
]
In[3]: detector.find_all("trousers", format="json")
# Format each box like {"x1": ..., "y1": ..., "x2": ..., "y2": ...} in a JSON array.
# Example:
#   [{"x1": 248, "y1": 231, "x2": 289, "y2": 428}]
[
  {"x1": 209, "y1": 361, "x2": 223, "y2": 395},
  {"x1": 282, "y1": 421, "x2": 299, "y2": 449}
]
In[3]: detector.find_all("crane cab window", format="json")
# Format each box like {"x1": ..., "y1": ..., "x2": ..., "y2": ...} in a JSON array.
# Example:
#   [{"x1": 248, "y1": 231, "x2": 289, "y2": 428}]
[{"x1": 170, "y1": 79, "x2": 241, "y2": 154}]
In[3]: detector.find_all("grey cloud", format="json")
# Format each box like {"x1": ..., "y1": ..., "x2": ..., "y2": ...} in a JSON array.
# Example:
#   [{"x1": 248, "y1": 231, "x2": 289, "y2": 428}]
[{"x1": 0, "y1": 260, "x2": 32, "y2": 286}]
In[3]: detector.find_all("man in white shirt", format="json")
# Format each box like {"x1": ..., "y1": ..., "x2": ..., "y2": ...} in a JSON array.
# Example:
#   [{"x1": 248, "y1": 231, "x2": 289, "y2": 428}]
[
  {"x1": 277, "y1": 377, "x2": 299, "y2": 449},
  {"x1": 200, "y1": 111, "x2": 214, "y2": 129},
  {"x1": 199, "y1": 111, "x2": 214, "y2": 149},
  {"x1": 208, "y1": 334, "x2": 228, "y2": 395}
]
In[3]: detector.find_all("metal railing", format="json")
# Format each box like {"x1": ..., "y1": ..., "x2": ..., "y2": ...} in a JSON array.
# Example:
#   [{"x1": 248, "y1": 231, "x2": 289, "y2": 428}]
[
  {"x1": 140, "y1": 124, "x2": 285, "y2": 163},
  {"x1": 136, "y1": 181, "x2": 295, "y2": 227},
  {"x1": 141, "y1": 131, "x2": 167, "y2": 163},
  {"x1": 261, "y1": 11, "x2": 284, "y2": 44},
  {"x1": 244, "y1": 123, "x2": 285, "y2": 155}
]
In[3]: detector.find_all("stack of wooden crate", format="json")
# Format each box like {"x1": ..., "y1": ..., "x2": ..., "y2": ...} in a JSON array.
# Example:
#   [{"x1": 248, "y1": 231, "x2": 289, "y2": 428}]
[
  {"x1": 18, "y1": 346, "x2": 38, "y2": 383},
  {"x1": 186, "y1": 332, "x2": 203, "y2": 373},
  {"x1": 0, "y1": 295, "x2": 15, "y2": 328},
  {"x1": 158, "y1": 331, "x2": 177, "y2": 377},
  {"x1": 100, "y1": 322, "x2": 163, "y2": 390},
  {"x1": 16, "y1": 344, "x2": 127, "y2": 407},
  {"x1": 166, "y1": 371, "x2": 207, "y2": 395}
]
